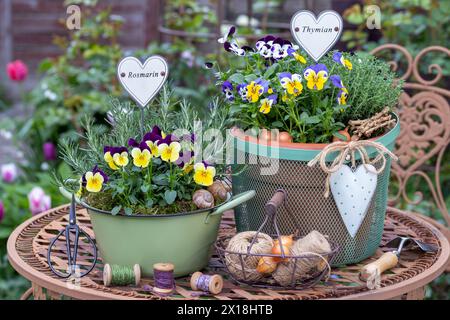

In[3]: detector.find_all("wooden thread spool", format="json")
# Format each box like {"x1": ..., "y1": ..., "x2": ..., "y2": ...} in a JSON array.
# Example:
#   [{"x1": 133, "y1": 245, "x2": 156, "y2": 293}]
[
  {"x1": 190, "y1": 271, "x2": 223, "y2": 295},
  {"x1": 153, "y1": 262, "x2": 175, "y2": 294},
  {"x1": 103, "y1": 263, "x2": 141, "y2": 287}
]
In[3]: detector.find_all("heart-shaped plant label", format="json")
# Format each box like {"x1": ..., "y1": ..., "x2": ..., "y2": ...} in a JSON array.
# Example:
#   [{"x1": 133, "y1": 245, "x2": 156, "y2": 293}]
[
  {"x1": 329, "y1": 164, "x2": 378, "y2": 238},
  {"x1": 117, "y1": 56, "x2": 169, "y2": 108},
  {"x1": 290, "y1": 10, "x2": 343, "y2": 62}
]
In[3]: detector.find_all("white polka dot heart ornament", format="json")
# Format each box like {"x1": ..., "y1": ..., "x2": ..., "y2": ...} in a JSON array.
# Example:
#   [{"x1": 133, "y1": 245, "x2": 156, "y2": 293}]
[
  {"x1": 329, "y1": 164, "x2": 378, "y2": 238},
  {"x1": 117, "y1": 56, "x2": 169, "y2": 108}
]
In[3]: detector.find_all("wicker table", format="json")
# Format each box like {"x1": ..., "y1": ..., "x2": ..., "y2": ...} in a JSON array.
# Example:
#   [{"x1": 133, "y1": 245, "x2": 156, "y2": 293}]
[{"x1": 7, "y1": 204, "x2": 449, "y2": 300}]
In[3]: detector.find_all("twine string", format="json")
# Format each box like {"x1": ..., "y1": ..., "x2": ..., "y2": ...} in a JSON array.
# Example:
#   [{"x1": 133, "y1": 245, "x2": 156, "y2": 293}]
[
  {"x1": 307, "y1": 140, "x2": 398, "y2": 198},
  {"x1": 299, "y1": 251, "x2": 332, "y2": 282}
]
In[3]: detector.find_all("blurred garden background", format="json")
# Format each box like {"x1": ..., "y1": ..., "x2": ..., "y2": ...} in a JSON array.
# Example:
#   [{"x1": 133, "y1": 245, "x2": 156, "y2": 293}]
[{"x1": 0, "y1": 0, "x2": 448, "y2": 299}]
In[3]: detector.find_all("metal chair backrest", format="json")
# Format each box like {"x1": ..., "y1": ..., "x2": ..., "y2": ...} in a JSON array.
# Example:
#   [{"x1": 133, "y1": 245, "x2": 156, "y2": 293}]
[{"x1": 371, "y1": 44, "x2": 450, "y2": 227}]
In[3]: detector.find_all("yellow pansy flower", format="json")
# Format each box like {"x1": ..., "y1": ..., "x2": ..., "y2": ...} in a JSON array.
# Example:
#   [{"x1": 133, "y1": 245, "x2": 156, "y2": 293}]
[
  {"x1": 246, "y1": 81, "x2": 264, "y2": 103},
  {"x1": 279, "y1": 73, "x2": 303, "y2": 96},
  {"x1": 113, "y1": 151, "x2": 129, "y2": 167},
  {"x1": 303, "y1": 64, "x2": 329, "y2": 91},
  {"x1": 193, "y1": 163, "x2": 216, "y2": 187},
  {"x1": 158, "y1": 142, "x2": 181, "y2": 163},
  {"x1": 145, "y1": 141, "x2": 160, "y2": 157},
  {"x1": 131, "y1": 148, "x2": 151, "y2": 168},
  {"x1": 343, "y1": 59, "x2": 353, "y2": 70},
  {"x1": 85, "y1": 171, "x2": 104, "y2": 193},
  {"x1": 293, "y1": 52, "x2": 306, "y2": 64},
  {"x1": 104, "y1": 151, "x2": 119, "y2": 170}
]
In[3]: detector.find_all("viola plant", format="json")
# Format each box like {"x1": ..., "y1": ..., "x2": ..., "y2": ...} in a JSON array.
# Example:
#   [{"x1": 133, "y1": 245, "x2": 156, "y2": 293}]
[
  {"x1": 209, "y1": 27, "x2": 402, "y2": 143},
  {"x1": 58, "y1": 89, "x2": 232, "y2": 215}
]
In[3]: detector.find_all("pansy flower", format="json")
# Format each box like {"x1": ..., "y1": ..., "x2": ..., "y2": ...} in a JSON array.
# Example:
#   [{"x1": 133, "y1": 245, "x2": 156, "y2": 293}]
[
  {"x1": 279, "y1": 72, "x2": 303, "y2": 96},
  {"x1": 237, "y1": 83, "x2": 248, "y2": 101},
  {"x1": 193, "y1": 162, "x2": 216, "y2": 187},
  {"x1": 222, "y1": 81, "x2": 234, "y2": 101},
  {"x1": 303, "y1": 64, "x2": 329, "y2": 90},
  {"x1": 287, "y1": 47, "x2": 307, "y2": 64},
  {"x1": 330, "y1": 75, "x2": 349, "y2": 105},
  {"x1": 104, "y1": 146, "x2": 128, "y2": 169},
  {"x1": 337, "y1": 90, "x2": 348, "y2": 105},
  {"x1": 131, "y1": 143, "x2": 152, "y2": 168},
  {"x1": 259, "y1": 94, "x2": 277, "y2": 114},
  {"x1": 158, "y1": 141, "x2": 181, "y2": 163},
  {"x1": 218, "y1": 26, "x2": 236, "y2": 44},
  {"x1": 224, "y1": 41, "x2": 246, "y2": 56},
  {"x1": 246, "y1": 81, "x2": 264, "y2": 103},
  {"x1": 271, "y1": 38, "x2": 298, "y2": 60},
  {"x1": 333, "y1": 52, "x2": 353, "y2": 70},
  {"x1": 84, "y1": 165, "x2": 108, "y2": 193}
]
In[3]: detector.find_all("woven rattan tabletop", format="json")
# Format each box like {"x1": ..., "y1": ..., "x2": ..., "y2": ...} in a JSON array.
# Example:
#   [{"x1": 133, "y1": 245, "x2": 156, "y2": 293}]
[{"x1": 7, "y1": 205, "x2": 450, "y2": 300}]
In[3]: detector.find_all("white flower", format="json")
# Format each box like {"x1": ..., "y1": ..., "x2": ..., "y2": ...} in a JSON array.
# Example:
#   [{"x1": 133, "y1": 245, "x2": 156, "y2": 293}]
[
  {"x1": 0, "y1": 130, "x2": 12, "y2": 140},
  {"x1": 40, "y1": 162, "x2": 50, "y2": 171},
  {"x1": 44, "y1": 90, "x2": 57, "y2": 101},
  {"x1": 28, "y1": 187, "x2": 51, "y2": 216},
  {"x1": 1, "y1": 163, "x2": 18, "y2": 183},
  {"x1": 180, "y1": 50, "x2": 194, "y2": 67},
  {"x1": 235, "y1": 15, "x2": 259, "y2": 28}
]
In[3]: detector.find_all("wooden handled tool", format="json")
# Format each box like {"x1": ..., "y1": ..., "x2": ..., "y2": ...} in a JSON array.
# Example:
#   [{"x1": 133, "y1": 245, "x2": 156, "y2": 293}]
[{"x1": 360, "y1": 252, "x2": 398, "y2": 281}]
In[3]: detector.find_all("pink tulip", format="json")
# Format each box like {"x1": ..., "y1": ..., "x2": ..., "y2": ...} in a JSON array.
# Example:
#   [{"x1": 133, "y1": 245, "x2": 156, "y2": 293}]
[
  {"x1": 28, "y1": 187, "x2": 51, "y2": 216},
  {"x1": 43, "y1": 142, "x2": 57, "y2": 161},
  {"x1": 1, "y1": 163, "x2": 18, "y2": 183},
  {"x1": 7, "y1": 60, "x2": 28, "y2": 82},
  {"x1": 0, "y1": 201, "x2": 4, "y2": 223}
]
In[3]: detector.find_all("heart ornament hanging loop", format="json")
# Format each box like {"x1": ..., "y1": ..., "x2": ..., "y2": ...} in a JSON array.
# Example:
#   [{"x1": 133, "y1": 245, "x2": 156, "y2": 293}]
[
  {"x1": 117, "y1": 56, "x2": 169, "y2": 108},
  {"x1": 290, "y1": 10, "x2": 343, "y2": 62},
  {"x1": 307, "y1": 140, "x2": 398, "y2": 238}
]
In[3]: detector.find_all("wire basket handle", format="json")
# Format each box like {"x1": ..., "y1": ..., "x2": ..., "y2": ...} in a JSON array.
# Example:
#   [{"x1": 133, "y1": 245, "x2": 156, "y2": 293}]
[{"x1": 247, "y1": 189, "x2": 286, "y2": 255}]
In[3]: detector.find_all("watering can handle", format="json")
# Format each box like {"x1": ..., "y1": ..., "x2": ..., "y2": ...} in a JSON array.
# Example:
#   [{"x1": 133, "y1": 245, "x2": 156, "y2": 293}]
[{"x1": 205, "y1": 190, "x2": 256, "y2": 223}]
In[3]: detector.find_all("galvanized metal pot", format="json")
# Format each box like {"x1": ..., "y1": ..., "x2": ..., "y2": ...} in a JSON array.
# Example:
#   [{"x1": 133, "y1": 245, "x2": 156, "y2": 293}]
[
  {"x1": 61, "y1": 189, "x2": 255, "y2": 277},
  {"x1": 231, "y1": 114, "x2": 400, "y2": 266}
]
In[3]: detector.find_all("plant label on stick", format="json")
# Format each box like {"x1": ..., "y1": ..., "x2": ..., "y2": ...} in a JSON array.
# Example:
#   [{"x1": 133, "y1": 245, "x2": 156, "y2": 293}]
[
  {"x1": 117, "y1": 56, "x2": 169, "y2": 108},
  {"x1": 329, "y1": 164, "x2": 378, "y2": 238},
  {"x1": 290, "y1": 10, "x2": 343, "y2": 62}
]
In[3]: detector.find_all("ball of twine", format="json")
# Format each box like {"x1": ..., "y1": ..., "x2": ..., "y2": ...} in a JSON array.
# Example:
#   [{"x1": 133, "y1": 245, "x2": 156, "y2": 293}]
[
  {"x1": 273, "y1": 230, "x2": 332, "y2": 287},
  {"x1": 225, "y1": 231, "x2": 273, "y2": 282}
]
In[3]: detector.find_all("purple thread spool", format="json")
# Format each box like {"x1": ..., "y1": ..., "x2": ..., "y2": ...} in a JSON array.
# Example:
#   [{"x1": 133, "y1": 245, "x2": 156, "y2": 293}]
[
  {"x1": 153, "y1": 263, "x2": 175, "y2": 295},
  {"x1": 190, "y1": 272, "x2": 223, "y2": 295}
]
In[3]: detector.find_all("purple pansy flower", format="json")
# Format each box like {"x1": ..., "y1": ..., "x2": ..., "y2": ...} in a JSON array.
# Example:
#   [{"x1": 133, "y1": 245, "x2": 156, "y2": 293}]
[
  {"x1": 237, "y1": 83, "x2": 248, "y2": 101},
  {"x1": 83, "y1": 165, "x2": 109, "y2": 184},
  {"x1": 218, "y1": 26, "x2": 236, "y2": 44},
  {"x1": 267, "y1": 94, "x2": 278, "y2": 104},
  {"x1": 255, "y1": 78, "x2": 269, "y2": 93},
  {"x1": 224, "y1": 41, "x2": 246, "y2": 56},
  {"x1": 222, "y1": 81, "x2": 234, "y2": 101},
  {"x1": 330, "y1": 75, "x2": 344, "y2": 89},
  {"x1": 143, "y1": 125, "x2": 163, "y2": 143},
  {"x1": 333, "y1": 52, "x2": 343, "y2": 64}
]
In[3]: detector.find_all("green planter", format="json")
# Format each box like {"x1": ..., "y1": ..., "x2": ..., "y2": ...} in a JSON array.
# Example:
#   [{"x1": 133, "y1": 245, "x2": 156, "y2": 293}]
[
  {"x1": 62, "y1": 189, "x2": 255, "y2": 277},
  {"x1": 231, "y1": 114, "x2": 400, "y2": 265}
]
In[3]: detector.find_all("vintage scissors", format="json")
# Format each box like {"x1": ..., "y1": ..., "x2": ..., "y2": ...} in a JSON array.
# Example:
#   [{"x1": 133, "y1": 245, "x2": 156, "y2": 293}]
[{"x1": 47, "y1": 194, "x2": 97, "y2": 278}]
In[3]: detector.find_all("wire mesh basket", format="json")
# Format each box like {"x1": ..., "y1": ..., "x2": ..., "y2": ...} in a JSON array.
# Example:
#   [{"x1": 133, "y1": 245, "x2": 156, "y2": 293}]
[
  {"x1": 215, "y1": 190, "x2": 339, "y2": 289},
  {"x1": 231, "y1": 121, "x2": 399, "y2": 265}
]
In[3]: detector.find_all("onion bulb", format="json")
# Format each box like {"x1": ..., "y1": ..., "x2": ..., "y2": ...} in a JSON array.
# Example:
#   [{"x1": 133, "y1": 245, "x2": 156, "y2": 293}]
[
  {"x1": 271, "y1": 235, "x2": 294, "y2": 262},
  {"x1": 256, "y1": 256, "x2": 278, "y2": 274},
  {"x1": 278, "y1": 131, "x2": 293, "y2": 143},
  {"x1": 332, "y1": 127, "x2": 351, "y2": 142}
]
